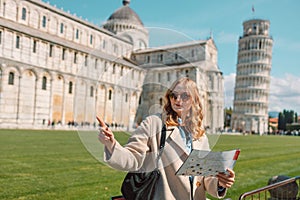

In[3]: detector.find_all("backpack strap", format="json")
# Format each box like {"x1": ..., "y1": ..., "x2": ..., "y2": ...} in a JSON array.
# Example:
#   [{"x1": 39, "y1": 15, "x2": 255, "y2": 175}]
[
  {"x1": 159, "y1": 124, "x2": 166, "y2": 150},
  {"x1": 156, "y1": 124, "x2": 166, "y2": 167}
]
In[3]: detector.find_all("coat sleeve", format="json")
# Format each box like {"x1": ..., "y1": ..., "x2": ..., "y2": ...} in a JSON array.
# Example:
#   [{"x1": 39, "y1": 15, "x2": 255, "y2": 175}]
[
  {"x1": 203, "y1": 176, "x2": 227, "y2": 198},
  {"x1": 104, "y1": 115, "x2": 161, "y2": 172}
]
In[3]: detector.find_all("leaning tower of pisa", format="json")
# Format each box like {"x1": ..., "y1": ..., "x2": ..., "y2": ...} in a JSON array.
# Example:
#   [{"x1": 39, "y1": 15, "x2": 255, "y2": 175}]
[{"x1": 231, "y1": 19, "x2": 273, "y2": 134}]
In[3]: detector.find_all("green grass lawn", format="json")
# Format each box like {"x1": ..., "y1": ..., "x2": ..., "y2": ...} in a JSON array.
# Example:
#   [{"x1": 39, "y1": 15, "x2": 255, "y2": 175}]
[{"x1": 0, "y1": 129, "x2": 300, "y2": 200}]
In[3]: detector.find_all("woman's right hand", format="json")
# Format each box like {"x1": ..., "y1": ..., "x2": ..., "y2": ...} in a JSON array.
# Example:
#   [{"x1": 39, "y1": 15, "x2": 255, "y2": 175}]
[{"x1": 97, "y1": 116, "x2": 116, "y2": 154}]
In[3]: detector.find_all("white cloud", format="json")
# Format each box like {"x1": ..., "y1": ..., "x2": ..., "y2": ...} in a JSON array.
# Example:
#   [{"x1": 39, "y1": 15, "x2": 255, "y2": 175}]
[
  {"x1": 269, "y1": 75, "x2": 300, "y2": 113},
  {"x1": 224, "y1": 73, "x2": 300, "y2": 114}
]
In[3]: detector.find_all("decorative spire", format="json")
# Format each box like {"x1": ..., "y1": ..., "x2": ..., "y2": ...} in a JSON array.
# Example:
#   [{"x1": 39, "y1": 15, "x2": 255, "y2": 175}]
[
  {"x1": 210, "y1": 29, "x2": 214, "y2": 39},
  {"x1": 123, "y1": 0, "x2": 130, "y2": 6}
]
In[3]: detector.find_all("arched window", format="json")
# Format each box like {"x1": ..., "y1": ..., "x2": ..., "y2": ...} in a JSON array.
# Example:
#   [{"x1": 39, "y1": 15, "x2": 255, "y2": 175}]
[
  {"x1": 104, "y1": 62, "x2": 107, "y2": 72},
  {"x1": 74, "y1": 52, "x2": 77, "y2": 64},
  {"x1": 3, "y1": 3, "x2": 5, "y2": 17},
  {"x1": 90, "y1": 35, "x2": 93, "y2": 45},
  {"x1": 8, "y1": 72, "x2": 14, "y2": 85},
  {"x1": 21, "y1": 7, "x2": 26, "y2": 20},
  {"x1": 259, "y1": 40, "x2": 262, "y2": 49},
  {"x1": 159, "y1": 54, "x2": 163, "y2": 62},
  {"x1": 75, "y1": 29, "x2": 79, "y2": 39},
  {"x1": 84, "y1": 55, "x2": 88, "y2": 66},
  {"x1": 49, "y1": 44, "x2": 53, "y2": 57},
  {"x1": 42, "y1": 16, "x2": 47, "y2": 28},
  {"x1": 68, "y1": 81, "x2": 73, "y2": 94},
  {"x1": 62, "y1": 48, "x2": 66, "y2": 60},
  {"x1": 159, "y1": 98, "x2": 163, "y2": 106},
  {"x1": 185, "y1": 70, "x2": 189, "y2": 77},
  {"x1": 95, "y1": 59, "x2": 98, "y2": 69},
  {"x1": 90, "y1": 86, "x2": 94, "y2": 97},
  {"x1": 103, "y1": 40, "x2": 106, "y2": 49},
  {"x1": 108, "y1": 90, "x2": 112, "y2": 100},
  {"x1": 0, "y1": 69, "x2": 2, "y2": 88},
  {"x1": 112, "y1": 64, "x2": 116, "y2": 74},
  {"x1": 113, "y1": 44, "x2": 118, "y2": 53},
  {"x1": 33, "y1": 40, "x2": 37, "y2": 53},
  {"x1": 42, "y1": 76, "x2": 47, "y2": 90},
  {"x1": 60, "y1": 23, "x2": 64, "y2": 34},
  {"x1": 120, "y1": 66, "x2": 124, "y2": 76},
  {"x1": 16, "y1": 36, "x2": 20, "y2": 49}
]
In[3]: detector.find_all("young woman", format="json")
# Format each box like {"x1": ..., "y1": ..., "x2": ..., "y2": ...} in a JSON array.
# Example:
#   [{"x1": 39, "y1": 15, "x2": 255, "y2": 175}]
[{"x1": 98, "y1": 77, "x2": 235, "y2": 199}]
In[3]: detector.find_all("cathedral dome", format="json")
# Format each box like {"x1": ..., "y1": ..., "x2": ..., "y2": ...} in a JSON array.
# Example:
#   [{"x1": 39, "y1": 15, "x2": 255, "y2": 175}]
[
  {"x1": 103, "y1": 0, "x2": 149, "y2": 50},
  {"x1": 106, "y1": 0, "x2": 143, "y2": 26}
]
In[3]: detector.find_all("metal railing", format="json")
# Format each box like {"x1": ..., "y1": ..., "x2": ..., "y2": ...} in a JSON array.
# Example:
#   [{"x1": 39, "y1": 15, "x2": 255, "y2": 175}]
[{"x1": 239, "y1": 176, "x2": 300, "y2": 200}]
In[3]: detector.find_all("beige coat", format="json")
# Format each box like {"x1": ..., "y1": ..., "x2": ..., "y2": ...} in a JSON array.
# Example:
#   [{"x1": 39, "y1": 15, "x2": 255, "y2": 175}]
[{"x1": 105, "y1": 114, "x2": 226, "y2": 200}]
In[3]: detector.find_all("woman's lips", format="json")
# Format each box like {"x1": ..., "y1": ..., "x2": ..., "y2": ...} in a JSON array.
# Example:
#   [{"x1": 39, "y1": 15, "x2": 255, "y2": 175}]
[{"x1": 175, "y1": 104, "x2": 182, "y2": 108}]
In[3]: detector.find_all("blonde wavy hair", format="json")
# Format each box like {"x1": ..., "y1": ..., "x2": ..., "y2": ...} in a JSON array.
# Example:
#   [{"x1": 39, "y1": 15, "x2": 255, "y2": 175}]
[{"x1": 163, "y1": 77, "x2": 205, "y2": 139}]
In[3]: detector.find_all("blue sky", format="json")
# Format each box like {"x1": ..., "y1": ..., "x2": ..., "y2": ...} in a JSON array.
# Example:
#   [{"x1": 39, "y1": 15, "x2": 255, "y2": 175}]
[{"x1": 43, "y1": 0, "x2": 300, "y2": 114}]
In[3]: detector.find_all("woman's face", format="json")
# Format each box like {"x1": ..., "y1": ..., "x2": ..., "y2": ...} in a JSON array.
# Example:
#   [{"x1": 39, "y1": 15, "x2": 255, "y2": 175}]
[{"x1": 169, "y1": 83, "x2": 192, "y2": 118}]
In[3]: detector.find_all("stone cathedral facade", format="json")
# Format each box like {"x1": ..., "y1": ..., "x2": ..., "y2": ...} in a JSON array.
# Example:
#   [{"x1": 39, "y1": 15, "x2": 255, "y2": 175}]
[
  {"x1": 231, "y1": 19, "x2": 273, "y2": 134},
  {"x1": 0, "y1": 0, "x2": 224, "y2": 132}
]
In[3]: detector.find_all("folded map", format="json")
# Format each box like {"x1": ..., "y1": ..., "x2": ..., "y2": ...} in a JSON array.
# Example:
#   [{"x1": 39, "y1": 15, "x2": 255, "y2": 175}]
[{"x1": 175, "y1": 149, "x2": 240, "y2": 176}]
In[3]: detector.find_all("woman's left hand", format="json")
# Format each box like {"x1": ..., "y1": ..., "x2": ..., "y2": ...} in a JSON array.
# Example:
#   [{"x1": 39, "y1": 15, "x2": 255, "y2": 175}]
[{"x1": 216, "y1": 168, "x2": 235, "y2": 188}]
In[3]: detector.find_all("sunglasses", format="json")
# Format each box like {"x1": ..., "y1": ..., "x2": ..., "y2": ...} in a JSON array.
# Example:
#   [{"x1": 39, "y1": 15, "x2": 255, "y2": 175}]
[{"x1": 169, "y1": 92, "x2": 190, "y2": 101}]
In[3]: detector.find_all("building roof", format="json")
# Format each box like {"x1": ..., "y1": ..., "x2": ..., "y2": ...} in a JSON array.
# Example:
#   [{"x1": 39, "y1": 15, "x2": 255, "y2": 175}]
[{"x1": 134, "y1": 40, "x2": 209, "y2": 54}]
